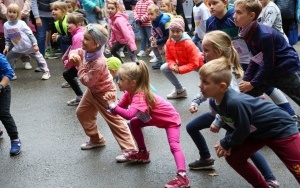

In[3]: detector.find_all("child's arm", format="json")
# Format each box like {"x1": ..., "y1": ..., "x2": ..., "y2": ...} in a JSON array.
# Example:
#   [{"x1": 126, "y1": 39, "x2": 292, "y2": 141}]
[
  {"x1": 0, "y1": 54, "x2": 14, "y2": 83},
  {"x1": 260, "y1": 6, "x2": 278, "y2": 28},
  {"x1": 210, "y1": 114, "x2": 223, "y2": 133},
  {"x1": 165, "y1": 40, "x2": 177, "y2": 67},
  {"x1": 21, "y1": 0, "x2": 31, "y2": 19},
  {"x1": 189, "y1": 92, "x2": 207, "y2": 113},
  {"x1": 116, "y1": 20, "x2": 136, "y2": 52}
]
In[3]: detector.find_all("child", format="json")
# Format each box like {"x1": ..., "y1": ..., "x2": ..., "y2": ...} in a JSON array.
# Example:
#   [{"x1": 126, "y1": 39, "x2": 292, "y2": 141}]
[
  {"x1": 0, "y1": 53, "x2": 21, "y2": 156},
  {"x1": 51, "y1": 1, "x2": 71, "y2": 55},
  {"x1": 134, "y1": 0, "x2": 153, "y2": 57},
  {"x1": 62, "y1": 12, "x2": 85, "y2": 106},
  {"x1": 81, "y1": 0, "x2": 105, "y2": 24},
  {"x1": 65, "y1": 0, "x2": 81, "y2": 13},
  {"x1": 187, "y1": 30, "x2": 279, "y2": 187},
  {"x1": 3, "y1": 3, "x2": 51, "y2": 80},
  {"x1": 147, "y1": 4, "x2": 171, "y2": 69},
  {"x1": 199, "y1": 57, "x2": 300, "y2": 187},
  {"x1": 159, "y1": 0, "x2": 176, "y2": 15},
  {"x1": 107, "y1": 0, "x2": 138, "y2": 63},
  {"x1": 234, "y1": 0, "x2": 300, "y2": 106},
  {"x1": 257, "y1": 0, "x2": 288, "y2": 42},
  {"x1": 192, "y1": 0, "x2": 210, "y2": 51},
  {"x1": 68, "y1": 23, "x2": 136, "y2": 161},
  {"x1": 104, "y1": 61, "x2": 190, "y2": 188},
  {"x1": 161, "y1": 16, "x2": 204, "y2": 99},
  {"x1": 207, "y1": 0, "x2": 299, "y2": 121}
]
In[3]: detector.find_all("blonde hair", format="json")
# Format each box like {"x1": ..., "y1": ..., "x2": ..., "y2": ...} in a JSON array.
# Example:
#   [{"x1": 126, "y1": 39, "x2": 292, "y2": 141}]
[
  {"x1": 6, "y1": 3, "x2": 21, "y2": 20},
  {"x1": 67, "y1": 12, "x2": 85, "y2": 26},
  {"x1": 148, "y1": 4, "x2": 160, "y2": 13},
  {"x1": 203, "y1": 30, "x2": 244, "y2": 79},
  {"x1": 118, "y1": 60, "x2": 156, "y2": 112},
  {"x1": 199, "y1": 57, "x2": 232, "y2": 87},
  {"x1": 160, "y1": 0, "x2": 174, "y2": 14},
  {"x1": 234, "y1": 0, "x2": 262, "y2": 20},
  {"x1": 106, "y1": 0, "x2": 123, "y2": 13},
  {"x1": 51, "y1": 1, "x2": 68, "y2": 13},
  {"x1": 65, "y1": 0, "x2": 80, "y2": 10}
]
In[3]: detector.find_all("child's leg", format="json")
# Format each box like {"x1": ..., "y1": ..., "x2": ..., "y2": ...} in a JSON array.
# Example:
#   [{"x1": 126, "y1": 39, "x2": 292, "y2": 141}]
[
  {"x1": 110, "y1": 41, "x2": 125, "y2": 63},
  {"x1": 166, "y1": 126, "x2": 186, "y2": 172},
  {"x1": 186, "y1": 112, "x2": 214, "y2": 160},
  {"x1": 144, "y1": 26, "x2": 152, "y2": 51},
  {"x1": 139, "y1": 26, "x2": 147, "y2": 51},
  {"x1": 76, "y1": 89, "x2": 104, "y2": 144},
  {"x1": 6, "y1": 51, "x2": 22, "y2": 71},
  {"x1": 31, "y1": 52, "x2": 49, "y2": 72},
  {"x1": 94, "y1": 91, "x2": 136, "y2": 152},
  {"x1": 160, "y1": 63, "x2": 182, "y2": 90},
  {"x1": 267, "y1": 133, "x2": 300, "y2": 183},
  {"x1": 0, "y1": 87, "x2": 19, "y2": 140},
  {"x1": 129, "y1": 117, "x2": 147, "y2": 149},
  {"x1": 63, "y1": 67, "x2": 83, "y2": 97},
  {"x1": 225, "y1": 138, "x2": 268, "y2": 187},
  {"x1": 152, "y1": 45, "x2": 164, "y2": 62},
  {"x1": 250, "y1": 152, "x2": 277, "y2": 182},
  {"x1": 265, "y1": 87, "x2": 296, "y2": 116}
]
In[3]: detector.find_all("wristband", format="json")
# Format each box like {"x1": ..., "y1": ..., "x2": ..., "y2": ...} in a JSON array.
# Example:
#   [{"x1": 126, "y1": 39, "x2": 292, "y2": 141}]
[{"x1": 108, "y1": 102, "x2": 117, "y2": 110}]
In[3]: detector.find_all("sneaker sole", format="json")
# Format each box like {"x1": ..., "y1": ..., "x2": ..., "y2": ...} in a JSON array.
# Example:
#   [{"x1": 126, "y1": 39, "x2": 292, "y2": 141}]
[
  {"x1": 127, "y1": 158, "x2": 151, "y2": 163},
  {"x1": 80, "y1": 143, "x2": 105, "y2": 150},
  {"x1": 165, "y1": 184, "x2": 190, "y2": 188},
  {"x1": 10, "y1": 150, "x2": 21, "y2": 156},
  {"x1": 189, "y1": 165, "x2": 214, "y2": 170}
]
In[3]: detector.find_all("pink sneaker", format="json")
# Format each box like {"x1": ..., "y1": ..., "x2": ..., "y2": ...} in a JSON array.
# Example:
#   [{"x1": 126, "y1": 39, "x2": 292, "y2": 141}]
[
  {"x1": 165, "y1": 173, "x2": 190, "y2": 188},
  {"x1": 124, "y1": 150, "x2": 150, "y2": 163}
]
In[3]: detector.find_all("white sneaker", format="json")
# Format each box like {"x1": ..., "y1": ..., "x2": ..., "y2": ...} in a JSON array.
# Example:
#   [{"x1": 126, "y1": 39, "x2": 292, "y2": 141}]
[
  {"x1": 80, "y1": 141, "x2": 105, "y2": 150},
  {"x1": 149, "y1": 51, "x2": 155, "y2": 57},
  {"x1": 67, "y1": 96, "x2": 82, "y2": 106},
  {"x1": 115, "y1": 153, "x2": 130, "y2": 163},
  {"x1": 137, "y1": 50, "x2": 146, "y2": 57},
  {"x1": 41, "y1": 72, "x2": 51, "y2": 80},
  {"x1": 119, "y1": 51, "x2": 125, "y2": 58},
  {"x1": 150, "y1": 56, "x2": 158, "y2": 63},
  {"x1": 24, "y1": 62, "x2": 32, "y2": 70},
  {"x1": 167, "y1": 88, "x2": 187, "y2": 99},
  {"x1": 12, "y1": 75, "x2": 17, "y2": 80},
  {"x1": 35, "y1": 67, "x2": 42, "y2": 72}
]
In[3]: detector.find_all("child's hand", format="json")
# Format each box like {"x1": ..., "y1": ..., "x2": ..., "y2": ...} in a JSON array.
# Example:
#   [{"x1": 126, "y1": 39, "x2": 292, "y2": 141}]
[
  {"x1": 136, "y1": 19, "x2": 142, "y2": 26},
  {"x1": 151, "y1": 41, "x2": 157, "y2": 47},
  {"x1": 3, "y1": 46, "x2": 9, "y2": 55},
  {"x1": 52, "y1": 33, "x2": 58, "y2": 42},
  {"x1": 189, "y1": 105, "x2": 198, "y2": 114},
  {"x1": 214, "y1": 142, "x2": 231, "y2": 158},
  {"x1": 103, "y1": 92, "x2": 116, "y2": 104},
  {"x1": 69, "y1": 50, "x2": 83, "y2": 67},
  {"x1": 171, "y1": 64, "x2": 179, "y2": 73},
  {"x1": 210, "y1": 124, "x2": 220, "y2": 133},
  {"x1": 33, "y1": 44, "x2": 39, "y2": 53},
  {"x1": 239, "y1": 80, "x2": 254, "y2": 93}
]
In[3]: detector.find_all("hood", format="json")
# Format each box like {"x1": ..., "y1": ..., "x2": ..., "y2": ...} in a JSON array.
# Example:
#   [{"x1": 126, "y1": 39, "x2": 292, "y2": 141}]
[
  {"x1": 109, "y1": 12, "x2": 129, "y2": 21},
  {"x1": 71, "y1": 26, "x2": 84, "y2": 36},
  {"x1": 217, "y1": 8, "x2": 234, "y2": 22}
]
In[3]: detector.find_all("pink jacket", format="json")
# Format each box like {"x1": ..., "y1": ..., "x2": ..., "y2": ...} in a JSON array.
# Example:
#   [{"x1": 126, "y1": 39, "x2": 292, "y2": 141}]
[
  {"x1": 62, "y1": 26, "x2": 84, "y2": 70},
  {"x1": 0, "y1": 0, "x2": 31, "y2": 18},
  {"x1": 77, "y1": 50, "x2": 116, "y2": 94},
  {"x1": 133, "y1": 0, "x2": 153, "y2": 26},
  {"x1": 109, "y1": 12, "x2": 136, "y2": 51}
]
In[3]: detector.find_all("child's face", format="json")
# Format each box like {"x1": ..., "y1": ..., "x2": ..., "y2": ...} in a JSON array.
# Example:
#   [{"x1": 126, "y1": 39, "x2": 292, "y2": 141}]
[
  {"x1": 117, "y1": 74, "x2": 135, "y2": 92},
  {"x1": 207, "y1": 0, "x2": 227, "y2": 19},
  {"x1": 233, "y1": 4, "x2": 255, "y2": 28},
  {"x1": 66, "y1": 2, "x2": 74, "y2": 13},
  {"x1": 202, "y1": 38, "x2": 221, "y2": 62},
  {"x1": 160, "y1": 3, "x2": 169, "y2": 13},
  {"x1": 148, "y1": 10, "x2": 160, "y2": 21},
  {"x1": 67, "y1": 22, "x2": 77, "y2": 33},
  {"x1": 199, "y1": 74, "x2": 223, "y2": 99},
  {"x1": 170, "y1": 28, "x2": 183, "y2": 41},
  {"x1": 107, "y1": 3, "x2": 117, "y2": 17},
  {"x1": 52, "y1": 7, "x2": 66, "y2": 20},
  {"x1": 82, "y1": 31, "x2": 98, "y2": 53},
  {"x1": 7, "y1": 9, "x2": 18, "y2": 20}
]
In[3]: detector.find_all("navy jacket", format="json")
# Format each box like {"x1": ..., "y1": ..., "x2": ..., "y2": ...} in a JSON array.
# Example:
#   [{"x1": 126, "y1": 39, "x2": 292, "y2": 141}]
[{"x1": 151, "y1": 11, "x2": 171, "y2": 46}]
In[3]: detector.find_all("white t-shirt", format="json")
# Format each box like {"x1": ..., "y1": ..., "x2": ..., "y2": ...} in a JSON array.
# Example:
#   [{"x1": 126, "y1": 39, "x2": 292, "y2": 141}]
[{"x1": 193, "y1": 2, "x2": 210, "y2": 40}]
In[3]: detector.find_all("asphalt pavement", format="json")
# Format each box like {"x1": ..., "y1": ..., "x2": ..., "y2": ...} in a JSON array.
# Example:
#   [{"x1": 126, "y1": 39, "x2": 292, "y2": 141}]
[{"x1": 0, "y1": 43, "x2": 299, "y2": 188}]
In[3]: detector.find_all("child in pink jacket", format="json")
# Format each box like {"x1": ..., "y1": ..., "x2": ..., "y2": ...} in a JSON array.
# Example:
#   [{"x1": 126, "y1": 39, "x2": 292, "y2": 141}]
[
  {"x1": 107, "y1": 0, "x2": 137, "y2": 63},
  {"x1": 61, "y1": 12, "x2": 85, "y2": 106}
]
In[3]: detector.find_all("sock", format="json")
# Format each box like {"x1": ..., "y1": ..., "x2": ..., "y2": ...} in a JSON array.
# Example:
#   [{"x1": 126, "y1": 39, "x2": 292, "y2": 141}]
[
  {"x1": 266, "y1": 88, "x2": 295, "y2": 116},
  {"x1": 178, "y1": 171, "x2": 186, "y2": 177}
]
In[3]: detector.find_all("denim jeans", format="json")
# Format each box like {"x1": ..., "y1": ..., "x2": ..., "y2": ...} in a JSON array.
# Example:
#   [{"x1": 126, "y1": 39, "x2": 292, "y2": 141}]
[
  {"x1": 37, "y1": 17, "x2": 55, "y2": 56},
  {"x1": 186, "y1": 112, "x2": 276, "y2": 181},
  {"x1": 63, "y1": 67, "x2": 83, "y2": 97},
  {"x1": 160, "y1": 63, "x2": 183, "y2": 90},
  {"x1": 0, "y1": 87, "x2": 19, "y2": 140},
  {"x1": 192, "y1": 34, "x2": 203, "y2": 52},
  {"x1": 151, "y1": 44, "x2": 164, "y2": 62},
  {"x1": 139, "y1": 26, "x2": 151, "y2": 51}
]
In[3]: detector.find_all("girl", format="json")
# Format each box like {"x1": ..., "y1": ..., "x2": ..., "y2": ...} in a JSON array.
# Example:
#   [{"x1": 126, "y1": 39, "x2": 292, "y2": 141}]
[
  {"x1": 107, "y1": 0, "x2": 138, "y2": 63},
  {"x1": 159, "y1": 0, "x2": 176, "y2": 15},
  {"x1": 68, "y1": 23, "x2": 136, "y2": 162},
  {"x1": 161, "y1": 16, "x2": 204, "y2": 99},
  {"x1": 65, "y1": 0, "x2": 81, "y2": 13},
  {"x1": 186, "y1": 30, "x2": 279, "y2": 188},
  {"x1": 61, "y1": 12, "x2": 85, "y2": 106},
  {"x1": 104, "y1": 61, "x2": 190, "y2": 188},
  {"x1": 3, "y1": 3, "x2": 51, "y2": 80}
]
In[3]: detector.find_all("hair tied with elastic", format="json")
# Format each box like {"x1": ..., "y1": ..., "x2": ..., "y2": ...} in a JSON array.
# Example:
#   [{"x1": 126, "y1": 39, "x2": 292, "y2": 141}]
[{"x1": 136, "y1": 61, "x2": 140, "y2": 65}]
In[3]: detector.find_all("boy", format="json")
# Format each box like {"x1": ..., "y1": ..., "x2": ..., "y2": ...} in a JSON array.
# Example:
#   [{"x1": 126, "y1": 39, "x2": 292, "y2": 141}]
[
  {"x1": 192, "y1": 0, "x2": 210, "y2": 51},
  {"x1": 0, "y1": 54, "x2": 21, "y2": 156},
  {"x1": 199, "y1": 57, "x2": 300, "y2": 187},
  {"x1": 234, "y1": 0, "x2": 300, "y2": 106},
  {"x1": 147, "y1": 4, "x2": 171, "y2": 69}
]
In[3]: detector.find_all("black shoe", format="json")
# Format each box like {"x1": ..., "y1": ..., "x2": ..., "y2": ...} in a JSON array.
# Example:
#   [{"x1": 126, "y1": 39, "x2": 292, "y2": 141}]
[
  {"x1": 152, "y1": 62, "x2": 163, "y2": 69},
  {"x1": 188, "y1": 158, "x2": 215, "y2": 170}
]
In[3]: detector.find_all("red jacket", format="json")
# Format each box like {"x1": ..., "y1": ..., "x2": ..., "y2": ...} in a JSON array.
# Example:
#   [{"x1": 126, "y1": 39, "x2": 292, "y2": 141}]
[{"x1": 165, "y1": 33, "x2": 204, "y2": 74}]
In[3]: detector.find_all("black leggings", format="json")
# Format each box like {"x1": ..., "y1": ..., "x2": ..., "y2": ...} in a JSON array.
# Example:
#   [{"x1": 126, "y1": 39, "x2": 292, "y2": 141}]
[{"x1": 63, "y1": 67, "x2": 83, "y2": 97}]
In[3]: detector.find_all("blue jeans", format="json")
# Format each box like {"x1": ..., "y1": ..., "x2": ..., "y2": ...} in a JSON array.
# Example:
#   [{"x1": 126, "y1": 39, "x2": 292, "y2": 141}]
[
  {"x1": 139, "y1": 26, "x2": 151, "y2": 51},
  {"x1": 36, "y1": 17, "x2": 55, "y2": 56},
  {"x1": 192, "y1": 34, "x2": 202, "y2": 52},
  {"x1": 160, "y1": 63, "x2": 182, "y2": 90},
  {"x1": 0, "y1": 87, "x2": 19, "y2": 140},
  {"x1": 186, "y1": 112, "x2": 276, "y2": 181}
]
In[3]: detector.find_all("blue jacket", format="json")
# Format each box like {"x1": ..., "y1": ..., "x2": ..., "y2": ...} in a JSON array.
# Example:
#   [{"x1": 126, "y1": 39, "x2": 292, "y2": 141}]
[
  {"x1": 209, "y1": 88, "x2": 299, "y2": 150},
  {"x1": 242, "y1": 21, "x2": 300, "y2": 87},
  {"x1": 81, "y1": 0, "x2": 105, "y2": 11},
  {"x1": 151, "y1": 11, "x2": 171, "y2": 45},
  {"x1": 0, "y1": 54, "x2": 14, "y2": 88}
]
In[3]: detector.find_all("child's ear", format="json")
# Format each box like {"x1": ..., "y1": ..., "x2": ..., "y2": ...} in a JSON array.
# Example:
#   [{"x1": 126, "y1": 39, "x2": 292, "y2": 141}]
[{"x1": 220, "y1": 82, "x2": 228, "y2": 91}]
